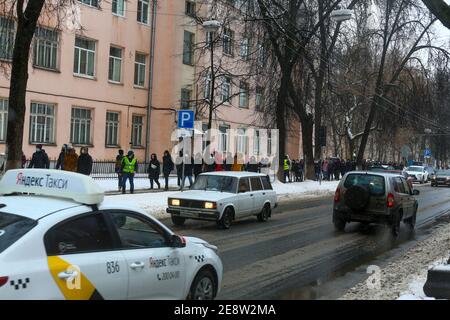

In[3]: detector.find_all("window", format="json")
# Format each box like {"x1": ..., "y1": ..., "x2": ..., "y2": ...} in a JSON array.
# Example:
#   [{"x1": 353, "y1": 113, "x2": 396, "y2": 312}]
[
  {"x1": 240, "y1": 38, "x2": 249, "y2": 60},
  {"x1": 255, "y1": 87, "x2": 263, "y2": 110},
  {"x1": 71, "y1": 107, "x2": 92, "y2": 145},
  {"x1": 183, "y1": 30, "x2": 195, "y2": 65},
  {"x1": 0, "y1": 99, "x2": 7, "y2": 142},
  {"x1": 236, "y1": 128, "x2": 248, "y2": 154},
  {"x1": 223, "y1": 28, "x2": 234, "y2": 55},
  {"x1": 250, "y1": 177, "x2": 263, "y2": 191},
  {"x1": 204, "y1": 71, "x2": 211, "y2": 100},
  {"x1": 191, "y1": 175, "x2": 238, "y2": 193},
  {"x1": 29, "y1": 102, "x2": 55, "y2": 144},
  {"x1": 134, "y1": 53, "x2": 146, "y2": 87},
  {"x1": 131, "y1": 115, "x2": 143, "y2": 147},
  {"x1": 206, "y1": 31, "x2": 217, "y2": 47},
  {"x1": 401, "y1": 178, "x2": 412, "y2": 195},
  {"x1": 78, "y1": 0, "x2": 98, "y2": 7},
  {"x1": 344, "y1": 174, "x2": 385, "y2": 196},
  {"x1": 393, "y1": 177, "x2": 406, "y2": 194},
  {"x1": 44, "y1": 213, "x2": 114, "y2": 256},
  {"x1": 110, "y1": 212, "x2": 168, "y2": 249},
  {"x1": 0, "y1": 16, "x2": 15, "y2": 61},
  {"x1": 108, "y1": 46, "x2": 122, "y2": 82},
  {"x1": 180, "y1": 88, "x2": 192, "y2": 109},
  {"x1": 221, "y1": 76, "x2": 232, "y2": 102},
  {"x1": 106, "y1": 112, "x2": 119, "y2": 146},
  {"x1": 218, "y1": 125, "x2": 229, "y2": 152},
  {"x1": 267, "y1": 130, "x2": 272, "y2": 156},
  {"x1": 202, "y1": 122, "x2": 208, "y2": 152},
  {"x1": 0, "y1": 212, "x2": 37, "y2": 254},
  {"x1": 112, "y1": 0, "x2": 126, "y2": 16},
  {"x1": 238, "y1": 177, "x2": 250, "y2": 193},
  {"x1": 137, "y1": 0, "x2": 149, "y2": 24},
  {"x1": 185, "y1": 0, "x2": 196, "y2": 17},
  {"x1": 34, "y1": 27, "x2": 58, "y2": 70},
  {"x1": 254, "y1": 129, "x2": 260, "y2": 155},
  {"x1": 239, "y1": 82, "x2": 249, "y2": 108},
  {"x1": 261, "y1": 175, "x2": 273, "y2": 190},
  {"x1": 73, "y1": 37, "x2": 96, "y2": 77},
  {"x1": 257, "y1": 44, "x2": 266, "y2": 66}
]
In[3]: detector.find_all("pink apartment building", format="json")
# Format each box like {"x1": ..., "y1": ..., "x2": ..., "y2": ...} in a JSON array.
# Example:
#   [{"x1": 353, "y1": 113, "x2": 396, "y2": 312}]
[{"x1": 0, "y1": 0, "x2": 301, "y2": 162}]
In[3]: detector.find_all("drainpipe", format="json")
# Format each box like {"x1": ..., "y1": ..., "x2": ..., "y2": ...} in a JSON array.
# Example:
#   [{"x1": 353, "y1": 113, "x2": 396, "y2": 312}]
[{"x1": 145, "y1": 0, "x2": 158, "y2": 163}]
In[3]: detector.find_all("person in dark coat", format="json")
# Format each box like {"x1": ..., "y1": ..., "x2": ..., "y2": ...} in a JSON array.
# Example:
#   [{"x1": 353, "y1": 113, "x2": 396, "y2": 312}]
[
  {"x1": 334, "y1": 158, "x2": 341, "y2": 180},
  {"x1": 28, "y1": 144, "x2": 50, "y2": 169},
  {"x1": 247, "y1": 156, "x2": 259, "y2": 173},
  {"x1": 193, "y1": 152, "x2": 203, "y2": 179},
  {"x1": 121, "y1": 150, "x2": 138, "y2": 194},
  {"x1": 180, "y1": 154, "x2": 194, "y2": 190},
  {"x1": 77, "y1": 147, "x2": 93, "y2": 176},
  {"x1": 115, "y1": 149, "x2": 124, "y2": 191},
  {"x1": 21, "y1": 152, "x2": 26, "y2": 168},
  {"x1": 55, "y1": 144, "x2": 68, "y2": 170},
  {"x1": 148, "y1": 153, "x2": 161, "y2": 189},
  {"x1": 162, "y1": 150, "x2": 174, "y2": 191}
]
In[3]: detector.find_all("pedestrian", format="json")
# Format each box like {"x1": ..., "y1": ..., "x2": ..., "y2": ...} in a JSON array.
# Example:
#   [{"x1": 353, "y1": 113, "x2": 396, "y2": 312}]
[
  {"x1": 176, "y1": 151, "x2": 183, "y2": 186},
  {"x1": 180, "y1": 154, "x2": 194, "y2": 190},
  {"x1": 247, "y1": 156, "x2": 259, "y2": 173},
  {"x1": 223, "y1": 152, "x2": 233, "y2": 171},
  {"x1": 334, "y1": 158, "x2": 341, "y2": 180},
  {"x1": 215, "y1": 152, "x2": 223, "y2": 171},
  {"x1": 299, "y1": 159, "x2": 304, "y2": 182},
  {"x1": 77, "y1": 147, "x2": 93, "y2": 176},
  {"x1": 340, "y1": 158, "x2": 346, "y2": 177},
  {"x1": 115, "y1": 149, "x2": 124, "y2": 192},
  {"x1": 291, "y1": 160, "x2": 299, "y2": 181},
  {"x1": 55, "y1": 144, "x2": 67, "y2": 170},
  {"x1": 148, "y1": 153, "x2": 161, "y2": 189},
  {"x1": 193, "y1": 152, "x2": 203, "y2": 179},
  {"x1": 63, "y1": 145, "x2": 78, "y2": 172},
  {"x1": 28, "y1": 144, "x2": 50, "y2": 169},
  {"x1": 231, "y1": 154, "x2": 243, "y2": 171},
  {"x1": 122, "y1": 150, "x2": 138, "y2": 194},
  {"x1": 327, "y1": 159, "x2": 334, "y2": 181},
  {"x1": 322, "y1": 158, "x2": 329, "y2": 181},
  {"x1": 21, "y1": 152, "x2": 26, "y2": 168},
  {"x1": 283, "y1": 155, "x2": 291, "y2": 183},
  {"x1": 162, "y1": 150, "x2": 174, "y2": 191}
]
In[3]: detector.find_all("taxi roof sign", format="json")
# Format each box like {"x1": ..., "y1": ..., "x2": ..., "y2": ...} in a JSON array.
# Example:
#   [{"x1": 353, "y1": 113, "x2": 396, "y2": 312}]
[{"x1": 0, "y1": 169, "x2": 104, "y2": 205}]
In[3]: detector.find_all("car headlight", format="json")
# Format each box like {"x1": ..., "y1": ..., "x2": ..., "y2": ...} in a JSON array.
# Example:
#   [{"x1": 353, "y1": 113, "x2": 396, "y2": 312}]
[
  {"x1": 204, "y1": 202, "x2": 217, "y2": 209},
  {"x1": 170, "y1": 199, "x2": 180, "y2": 206},
  {"x1": 202, "y1": 242, "x2": 218, "y2": 254}
]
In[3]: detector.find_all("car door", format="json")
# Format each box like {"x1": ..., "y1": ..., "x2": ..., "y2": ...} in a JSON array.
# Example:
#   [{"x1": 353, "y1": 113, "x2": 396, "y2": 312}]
[
  {"x1": 401, "y1": 177, "x2": 415, "y2": 218},
  {"x1": 106, "y1": 211, "x2": 187, "y2": 299},
  {"x1": 236, "y1": 177, "x2": 254, "y2": 217},
  {"x1": 393, "y1": 177, "x2": 411, "y2": 217},
  {"x1": 250, "y1": 176, "x2": 265, "y2": 214},
  {"x1": 44, "y1": 212, "x2": 128, "y2": 300}
]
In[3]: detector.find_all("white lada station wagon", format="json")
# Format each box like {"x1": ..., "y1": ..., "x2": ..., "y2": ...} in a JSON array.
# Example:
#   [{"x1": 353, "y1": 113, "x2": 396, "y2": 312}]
[
  {"x1": 167, "y1": 172, "x2": 278, "y2": 229},
  {"x1": 0, "y1": 169, "x2": 222, "y2": 300}
]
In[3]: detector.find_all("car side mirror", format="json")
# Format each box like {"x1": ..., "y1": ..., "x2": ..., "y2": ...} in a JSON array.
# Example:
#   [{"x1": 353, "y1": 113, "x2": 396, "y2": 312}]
[
  {"x1": 171, "y1": 235, "x2": 186, "y2": 248},
  {"x1": 413, "y1": 189, "x2": 420, "y2": 196}
]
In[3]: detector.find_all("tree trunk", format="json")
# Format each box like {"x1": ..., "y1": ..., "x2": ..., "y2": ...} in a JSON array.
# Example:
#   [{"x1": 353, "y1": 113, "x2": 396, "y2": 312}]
[
  {"x1": 302, "y1": 116, "x2": 315, "y2": 180},
  {"x1": 276, "y1": 73, "x2": 289, "y2": 182}
]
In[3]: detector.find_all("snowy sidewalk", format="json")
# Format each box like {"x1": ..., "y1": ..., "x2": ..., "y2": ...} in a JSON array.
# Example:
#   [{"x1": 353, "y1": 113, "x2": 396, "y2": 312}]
[{"x1": 99, "y1": 178, "x2": 339, "y2": 220}]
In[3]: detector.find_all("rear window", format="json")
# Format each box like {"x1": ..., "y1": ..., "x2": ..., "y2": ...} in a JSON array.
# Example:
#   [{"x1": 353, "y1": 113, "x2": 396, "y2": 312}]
[
  {"x1": 344, "y1": 174, "x2": 385, "y2": 196},
  {"x1": 0, "y1": 212, "x2": 37, "y2": 254}
]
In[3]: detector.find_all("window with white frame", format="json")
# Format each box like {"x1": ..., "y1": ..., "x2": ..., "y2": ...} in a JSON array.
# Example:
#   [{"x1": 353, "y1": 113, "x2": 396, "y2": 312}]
[
  {"x1": 236, "y1": 128, "x2": 248, "y2": 154},
  {"x1": 239, "y1": 81, "x2": 249, "y2": 108},
  {"x1": 204, "y1": 71, "x2": 212, "y2": 100},
  {"x1": 202, "y1": 122, "x2": 208, "y2": 152},
  {"x1": 180, "y1": 88, "x2": 192, "y2": 109},
  {"x1": 137, "y1": 0, "x2": 149, "y2": 24},
  {"x1": 206, "y1": 31, "x2": 217, "y2": 48},
  {"x1": 223, "y1": 28, "x2": 234, "y2": 55},
  {"x1": 255, "y1": 86, "x2": 263, "y2": 110},
  {"x1": 70, "y1": 107, "x2": 92, "y2": 145},
  {"x1": 34, "y1": 27, "x2": 58, "y2": 70},
  {"x1": 267, "y1": 130, "x2": 272, "y2": 155},
  {"x1": 108, "y1": 46, "x2": 122, "y2": 82},
  {"x1": 134, "y1": 53, "x2": 146, "y2": 87},
  {"x1": 0, "y1": 98, "x2": 8, "y2": 142},
  {"x1": 105, "y1": 112, "x2": 119, "y2": 146},
  {"x1": 221, "y1": 76, "x2": 232, "y2": 103},
  {"x1": 29, "y1": 102, "x2": 55, "y2": 144},
  {"x1": 183, "y1": 30, "x2": 195, "y2": 65},
  {"x1": 112, "y1": 0, "x2": 126, "y2": 16},
  {"x1": 74, "y1": 37, "x2": 96, "y2": 77},
  {"x1": 78, "y1": 0, "x2": 98, "y2": 7},
  {"x1": 240, "y1": 38, "x2": 249, "y2": 60},
  {"x1": 218, "y1": 125, "x2": 229, "y2": 153},
  {"x1": 0, "y1": 16, "x2": 15, "y2": 61},
  {"x1": 253, "y1": 129, "x2": 260, "y2": 155},
  {"x1": 131, "y1": 115, "x2": 143, "y2": 147}
]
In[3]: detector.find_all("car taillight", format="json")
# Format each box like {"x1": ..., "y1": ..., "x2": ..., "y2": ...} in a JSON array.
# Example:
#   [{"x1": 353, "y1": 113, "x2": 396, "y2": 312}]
[
  {"x1": 0, "y1": 276, "x2": 8, "y2": 288},
  {"x1": 387, "y1": 193, "x2": 395, "y2": 208},
  {"x1": 334, "y1": 188, "x2": 340, "y2": 202}
]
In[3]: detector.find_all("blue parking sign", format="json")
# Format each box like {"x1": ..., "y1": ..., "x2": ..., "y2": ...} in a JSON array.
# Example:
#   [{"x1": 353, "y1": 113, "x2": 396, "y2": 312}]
[
  {"x1": 178, "y1": 110, "x2": 194, "y2": 129},
  {"x1": 424, "y1": 149, "x2": 431, "y2": 157}
]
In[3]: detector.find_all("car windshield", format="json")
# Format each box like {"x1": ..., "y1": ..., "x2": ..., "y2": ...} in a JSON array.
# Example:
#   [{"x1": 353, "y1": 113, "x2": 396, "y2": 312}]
[
  {"x1": 190, "y1": 175, "x2": 238, "y2": 193},
  {"x1": 436, "y1": 170, "x2": 450, "y2": 175},
  {"x1": 406, "y1": 167, "x2": 423, "y2": 172},
  {"x1": 0, "y1": 212, "x2": 37, "y2": 254},
  {"x1": 344, "y1": 174, "x2": 385, "y2": 196}
]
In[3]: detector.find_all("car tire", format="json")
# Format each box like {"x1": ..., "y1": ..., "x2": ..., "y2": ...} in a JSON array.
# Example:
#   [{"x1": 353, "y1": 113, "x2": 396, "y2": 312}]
[
  {"x1": 333, "y1": 211, "x2": 346, "y2": 232},
  {"x1": 257, "y1": 204, "x2": 270, "y2": 222},
  {"x1": 404, "y1": 207, "x2": 417, "y2": 230},
  {"x1": 217, "y1": 208, "x2": 233, "y2": 229},
  {"x1": 171, "y1": 215, "x2": 186, "y2": 226},
  {"x1": 188, "y1": 269, "x2": 216, "y2": 300}
]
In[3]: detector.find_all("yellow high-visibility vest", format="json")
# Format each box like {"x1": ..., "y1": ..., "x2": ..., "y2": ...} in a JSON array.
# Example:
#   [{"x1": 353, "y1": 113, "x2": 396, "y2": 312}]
[{"x1": 122, "y1": 157, "x2": 137, "y2": 173}]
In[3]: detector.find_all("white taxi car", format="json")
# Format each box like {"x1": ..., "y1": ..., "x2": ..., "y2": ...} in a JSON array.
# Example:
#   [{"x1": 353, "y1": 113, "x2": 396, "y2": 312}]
[
  {"x1": 0, "y1": 169, "x2": 222, "y2": 300},
  {"x1": 167, "y1": 172, "x2": 278, "y2": 229}
]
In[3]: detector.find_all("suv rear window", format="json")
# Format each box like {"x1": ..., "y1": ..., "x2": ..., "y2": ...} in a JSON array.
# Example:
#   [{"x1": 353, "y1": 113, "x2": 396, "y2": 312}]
[
  {"x1": 344, "y1": 174, "x2": 385, "y2": 196},
  {"x1": 0, "y1": 212, "x2": 37, "y2": 254}
]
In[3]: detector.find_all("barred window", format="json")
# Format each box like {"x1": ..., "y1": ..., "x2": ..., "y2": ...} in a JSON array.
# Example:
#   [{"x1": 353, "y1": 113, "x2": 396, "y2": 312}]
[
  {"x1": 106, "y1": 112, "x2": 119, "y2": 146},
  {"x1": 0, "y1": 99, "x2": 8, "y2": 142},
  {"x1": 131, "y1": 115, "x2": 143, "y2": 147},
  {"x1": 71, "y1": 107, "x2": 92, "y2": 145},
  {"x1": 29, "y1": 103, "x2": 55, "y2": 144},
  {"x1": 0, "y1": 17, "x2": 15, "y2": 61},
  {"x1": 34, "y1": 27, "x2": 58, "y2": 70}
]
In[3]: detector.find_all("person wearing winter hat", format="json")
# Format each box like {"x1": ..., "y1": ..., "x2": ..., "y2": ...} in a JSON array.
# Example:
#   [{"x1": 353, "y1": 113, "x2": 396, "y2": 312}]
[
  {"x1": 28, "y1": 144, "x2": 50, "y2": 169},
  {"x1": 121, "y1": 150, "x2": 138, "y2": 194}
]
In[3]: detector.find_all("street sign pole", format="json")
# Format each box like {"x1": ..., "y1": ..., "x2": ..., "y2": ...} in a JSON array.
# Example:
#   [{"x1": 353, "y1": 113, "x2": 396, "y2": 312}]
[{"x1": 177, "y1": 110, "x2": 195, "y2": 191}]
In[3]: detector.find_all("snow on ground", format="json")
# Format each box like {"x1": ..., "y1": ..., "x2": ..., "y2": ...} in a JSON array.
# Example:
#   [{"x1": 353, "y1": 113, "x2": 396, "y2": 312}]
[
  {"x1": 339, "y1": 222, "x2": 450, "y2": 300},
  {"x1": 99, "y1": 177, "x2": 339, "y2": 220}
]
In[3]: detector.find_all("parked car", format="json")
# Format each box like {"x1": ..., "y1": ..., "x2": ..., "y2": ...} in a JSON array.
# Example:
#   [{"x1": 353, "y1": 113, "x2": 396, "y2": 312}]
[
  {"x1": 403, "y1": 166, "x2": 429, "y2": 184},
  {"x1": 333, "y1": 171, "x2": 420, "y2": 237},
  {"x1": 167, "y1": 172, "x2": 277, "y2": 229},
  {"x1": 431, "y1": 169, "x2": 450, "y2": 187}
]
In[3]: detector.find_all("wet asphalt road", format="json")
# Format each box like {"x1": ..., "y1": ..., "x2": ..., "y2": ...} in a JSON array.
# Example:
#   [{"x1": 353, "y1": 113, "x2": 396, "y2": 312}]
[{"x1": 162, "y1": 183, "x2": 450, "y2": 300}]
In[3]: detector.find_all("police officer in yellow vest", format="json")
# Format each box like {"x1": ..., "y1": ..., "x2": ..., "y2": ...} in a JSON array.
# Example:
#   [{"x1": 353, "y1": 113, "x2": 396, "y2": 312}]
[
  {"x1": 121, "y1": 150, "x2": 138, "y2": 194},
  {"x1": 283, "y1": 155, "x2": 291, "y2": 183}
]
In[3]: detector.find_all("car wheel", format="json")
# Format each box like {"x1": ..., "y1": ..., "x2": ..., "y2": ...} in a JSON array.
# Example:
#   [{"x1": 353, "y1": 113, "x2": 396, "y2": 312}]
[
  {"x1": 257, "y1": 204, "x2": 270, "y2": 222},
  {"x1": 188, "y1": 269, "x2": 216, "y2": 300},
  {"x1": 333, "y1": 211, "x2": 346, "y2": 232},
  {"x1": 404, "y1": 207, "x2": 417, "y2": 230},
  {"x1": 217, "y1": 208, "x2": 233, "y2": 229},
  {"x1": 171, "y1": 215, "x2": 186, "y2": 226}
]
